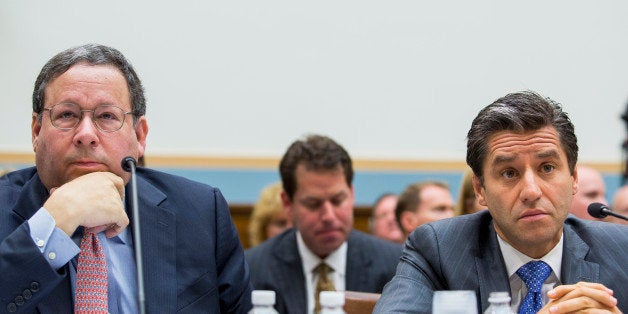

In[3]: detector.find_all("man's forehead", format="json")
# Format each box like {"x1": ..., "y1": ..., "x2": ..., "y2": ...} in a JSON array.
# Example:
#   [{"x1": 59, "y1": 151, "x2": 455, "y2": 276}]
[{"x1": 483, "y1": 127, "x2": 567, "y2": 165}]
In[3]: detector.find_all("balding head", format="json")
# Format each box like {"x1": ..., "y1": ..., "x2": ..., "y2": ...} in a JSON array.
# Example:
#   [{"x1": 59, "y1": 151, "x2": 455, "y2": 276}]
[
  {"x1": 570, "y1": 165, "x2": 607, "y2": 220},
  {"x1": 610, "y1": 185, "x2": 628, "y2": 225}
]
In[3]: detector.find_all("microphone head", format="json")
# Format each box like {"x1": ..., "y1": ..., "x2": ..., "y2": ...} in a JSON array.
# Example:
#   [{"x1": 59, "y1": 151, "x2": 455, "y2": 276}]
[
  {"x1": 121, "y1": 156, "x2": 137, "y2": 172},
  {"x1": 587, "y1": 202, "x2": 609, "y2": 218}
]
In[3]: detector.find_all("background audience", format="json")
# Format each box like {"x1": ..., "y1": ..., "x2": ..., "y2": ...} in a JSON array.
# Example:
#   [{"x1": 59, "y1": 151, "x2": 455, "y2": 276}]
[
  {"x1": 245, "y1": 134, "x2": 401, "y2": 314},
  {"x1": 395, "y1": 181, "x2": 455, "y2": 239},
  {"x1": 369, "y1": 193, "x2": 404, "y2": 244},
  {"x1": 248, "y1": 181, "x2": 293, "y2": 247},
  {"x1": 569, "y1": 165, "x2": 608, "y2": 220},
  {"x1": 455, "y1": 168, "x2": 485, "y2": 216},
  {"x1": 610, "y1": 185, "x2": 628, "y2": 225}
]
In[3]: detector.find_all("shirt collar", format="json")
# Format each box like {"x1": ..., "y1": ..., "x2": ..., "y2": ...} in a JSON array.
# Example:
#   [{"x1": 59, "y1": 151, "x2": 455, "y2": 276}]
[
  {"x1": 296, "y1": 231, "x2": 347, "y2": 276},
  {"x1": 497, "y1": 231, "x2": 563, "y2": 281}
]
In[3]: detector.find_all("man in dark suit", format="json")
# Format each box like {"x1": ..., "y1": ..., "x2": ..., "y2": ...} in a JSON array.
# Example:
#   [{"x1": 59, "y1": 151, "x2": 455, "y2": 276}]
[
  {"x1": 245, "y1": 135, "x2": 401, "y2": 314},
  {"x1": 0, "y1": 44, "x2": 252, "y2": 313},
  {"x1": 374, "y1": 91, "x2": 627, "y2": 313}
]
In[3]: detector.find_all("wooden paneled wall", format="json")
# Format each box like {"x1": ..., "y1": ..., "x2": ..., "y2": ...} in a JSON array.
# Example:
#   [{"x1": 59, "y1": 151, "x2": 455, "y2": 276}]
[{"x1": 230, "y1": 204, "x2": 373, "y2": 249}]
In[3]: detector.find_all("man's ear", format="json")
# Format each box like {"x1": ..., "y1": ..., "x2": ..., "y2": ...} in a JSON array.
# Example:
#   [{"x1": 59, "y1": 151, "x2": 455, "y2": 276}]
[
  {"x1": 134, "y1": 116, "x2": 149, "y2": 157},
  {"x1": 472, "y1": 174, "x2": 487, "y2": 207},
  {"x1": 281, "y1": 190, "x2": 293, "y2": 221},
  {"x1": 400, "y1": 211, "x2": 415, "y2": 235},
  {"x1": 572, "y1": 166, "x2": 578, "y2": 196},
  {"x1": 32, "y1": 113, "x2": 41, "y2": 152}
]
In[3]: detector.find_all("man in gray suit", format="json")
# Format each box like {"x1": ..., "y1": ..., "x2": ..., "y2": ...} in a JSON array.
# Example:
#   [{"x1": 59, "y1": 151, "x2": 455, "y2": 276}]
[
  {"x1": 375, "y1": 91, "x2": 627, "y2": 313},
  {"x1": 246, "y1": 134, "x2": 401, "y2": 314}
]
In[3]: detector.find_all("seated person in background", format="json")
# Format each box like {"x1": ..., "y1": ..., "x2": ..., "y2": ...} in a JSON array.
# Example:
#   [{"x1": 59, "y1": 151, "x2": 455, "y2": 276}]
[
  {"x1": 395, "y1": 181, "x2": 455, "y2": 239},
  {"x1": 248, "y1": 181, "x2": 293, "y2": 247},
  {"x1": 610, "y1": 185, "x2": 628, "y2": 225},
  {"x1": 569, "y1": 165, "x2": 608, "y2": 220},
  {"x1": 374, "y1": 91, "x2": 627, "y2": 313},
  {"x1": 0, "y1": 44, "x2": 252, "y2": 313},
  {"x1": 245, "y1": 134, "x2": 401, "y2": 314},
  {"x1": 455, "y1": 167, "x2": 486, "y2": 215},
  {"x1": 369, "y1": 193, "x2": 404, "y2": 244}
]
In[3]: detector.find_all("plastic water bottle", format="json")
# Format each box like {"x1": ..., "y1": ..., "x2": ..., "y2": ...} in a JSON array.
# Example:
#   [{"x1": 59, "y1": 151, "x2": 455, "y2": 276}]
[
  {"x1": 320, "y1": 291, "x2": 346, "y2": 314},
  {"x1": 483, "y1": 292, "x2": 515, "y2": 314},
  {"x1": 248, "y1": 290, "x2": 279, "y2": 314},
  {"x1": 432, "y1": 290, "x2": 478, "y2": 314}
]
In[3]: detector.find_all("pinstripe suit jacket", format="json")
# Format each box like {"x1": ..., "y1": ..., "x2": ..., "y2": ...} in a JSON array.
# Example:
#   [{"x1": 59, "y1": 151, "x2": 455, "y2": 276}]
[
  {"x1": 373, "y1": 210, "x2": 628, "y2": 313},
  {"x1": 245, "y1": 229, "x2": 402, "y2": 314}
]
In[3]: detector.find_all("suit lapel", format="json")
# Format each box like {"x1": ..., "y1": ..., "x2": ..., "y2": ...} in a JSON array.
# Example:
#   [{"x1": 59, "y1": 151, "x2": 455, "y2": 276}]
[
  {"x1": 345, "y1": 231, "x2": 370, "y2": 290},
  {"x1": 11, "y1": 172, "x2": 50, "y2": 222},
  {"x1": 272, "y1": 231, "x2": 307, "y2": 313},
  {"x1": 475, "y1": 223, "x2": 510, "y2": 311},
  {"x1": 129, "y1": 175, "x2": 177, "y2": 313},
  {"x1": 561, "y1": 224, "x2": 599, "y2": 283}
]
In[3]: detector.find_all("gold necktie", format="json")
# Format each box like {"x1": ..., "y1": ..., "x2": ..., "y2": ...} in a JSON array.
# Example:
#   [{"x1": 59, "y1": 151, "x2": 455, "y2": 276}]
[{"x1": 314, "y1": 262, "x2": 336, "y2": 314}]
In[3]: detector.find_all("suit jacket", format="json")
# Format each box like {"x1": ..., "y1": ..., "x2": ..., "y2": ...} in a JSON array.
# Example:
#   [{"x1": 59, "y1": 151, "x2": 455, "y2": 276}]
[
  {"x1": 0, "y1": 167, "x2": 253, "y2": 313},
  {"x1": 245, "y1": 228, "x2": 401, "y2": 314},
  {"x1": 373, "y1": 210, "x2": 628, "y2": 313}
]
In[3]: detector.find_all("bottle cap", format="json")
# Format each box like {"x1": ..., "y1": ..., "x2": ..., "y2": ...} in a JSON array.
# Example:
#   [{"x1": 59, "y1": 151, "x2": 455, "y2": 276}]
[
  {"x1": 488, "y1": 292, "x2": 511, "y2": 303},
  {"x1": 252, "y1": 290, "x2": 276, "y2": 306},
  {"x1": 320, "y1": 291, "x2": 345, "y2": 307}
]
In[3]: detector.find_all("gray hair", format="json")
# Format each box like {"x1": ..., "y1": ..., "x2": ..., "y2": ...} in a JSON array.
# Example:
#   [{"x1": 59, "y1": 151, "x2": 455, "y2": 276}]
[
  {"x1": 466, "y1": 91, "x2": 578, "y2": 182},
  {"x1": 33, "y1": 44, "x2": 145, "y2": 122}
]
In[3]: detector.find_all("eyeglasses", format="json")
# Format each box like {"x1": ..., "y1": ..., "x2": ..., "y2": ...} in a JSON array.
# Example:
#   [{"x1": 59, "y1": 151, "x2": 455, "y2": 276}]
[{"x1": 43, "y1": 103, "x2": 134, "y2": 132}]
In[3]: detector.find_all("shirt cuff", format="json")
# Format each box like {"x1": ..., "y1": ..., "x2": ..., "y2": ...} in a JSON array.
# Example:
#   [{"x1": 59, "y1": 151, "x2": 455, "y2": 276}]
[{"x1": 28, "y1": 207, "x2": 80, "y2": 270}]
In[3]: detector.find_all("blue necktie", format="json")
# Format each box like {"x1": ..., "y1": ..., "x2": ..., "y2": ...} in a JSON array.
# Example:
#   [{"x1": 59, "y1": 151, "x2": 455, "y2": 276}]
[{"x1": 517, "y1": 261, "x2": 551, "y2": 314}]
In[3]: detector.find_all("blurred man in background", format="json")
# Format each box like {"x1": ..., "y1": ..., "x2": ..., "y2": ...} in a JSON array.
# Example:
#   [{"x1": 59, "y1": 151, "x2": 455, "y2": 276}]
[
  {"x1": 369, "y1": 193, "x2": 403, "y2": 244},
  {"x1": 569, "y1": 165, "x2": 607, "y2": 220}
]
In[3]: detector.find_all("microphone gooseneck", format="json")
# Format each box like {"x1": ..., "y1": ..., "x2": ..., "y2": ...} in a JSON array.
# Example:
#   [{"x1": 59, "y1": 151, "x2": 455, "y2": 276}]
[{"x1": 122, "y1": 156, "x2": 146, "y2": 314}]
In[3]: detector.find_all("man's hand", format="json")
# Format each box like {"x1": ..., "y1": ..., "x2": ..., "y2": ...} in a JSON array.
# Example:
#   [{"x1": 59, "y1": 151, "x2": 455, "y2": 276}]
[
  {"x1": 44, "y1": 172, "x2": 129, "y2": 238},
  {"x1": 539, "y1": 282, "x2": 621, "y2": 314}
]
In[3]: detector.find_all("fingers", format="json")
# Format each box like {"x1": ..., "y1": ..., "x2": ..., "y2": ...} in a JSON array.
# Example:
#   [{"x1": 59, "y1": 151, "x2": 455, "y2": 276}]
[
  {"x1": 549, "y1": 282, "x2": 613, "y2": 299},
  {"x1": 100, "y1": 171, "x2": 125, "y2": 198},
  {"x1": 89, "y1": 222, "x2": 128, "y2": 238},
  {"x1": 544, "y1": 282, "x2": 619, "y2": 314},
  {"x1": 44, "y1": 172, "x2": 128, "y2": 236},
  {"x1": 104, "y1": 223, "x2": 122, "y2": 238}
]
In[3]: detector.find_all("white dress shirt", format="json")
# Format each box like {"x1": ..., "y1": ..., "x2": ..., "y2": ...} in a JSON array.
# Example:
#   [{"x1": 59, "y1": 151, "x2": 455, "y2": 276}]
[
  {"x1": 296, "y1": 231, "x2": 347, "y2": 314},
  {"x1": 497, "y1": 233, "x2": 563, "y2": 310}
]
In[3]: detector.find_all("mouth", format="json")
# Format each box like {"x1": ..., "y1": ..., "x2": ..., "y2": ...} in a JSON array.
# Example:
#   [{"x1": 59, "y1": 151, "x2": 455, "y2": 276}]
[
  {"x1": 316, "y1": 228, "x2": 342, "y2": 238},
  {"x1": 69, "y1": 159, "x2": 107, "y2": 172},
  {"x1": 519, "y1": 209, "x2": 549, "y2": 221}
]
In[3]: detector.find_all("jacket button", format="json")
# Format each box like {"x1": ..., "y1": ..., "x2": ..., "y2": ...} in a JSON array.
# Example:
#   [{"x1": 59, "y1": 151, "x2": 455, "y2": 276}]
[
  {"x1": 7, "y1": 303, "x2": 17, "y2": 312},
  {"x1": 23, "y1": 289, "x2": 32, "y2": 299},
  {"x1": 14, "y1": 296, "x2": 24, "y2": 306},
  {"x1": 30, "y1": 282, "x2": 40, "y2": 292}
]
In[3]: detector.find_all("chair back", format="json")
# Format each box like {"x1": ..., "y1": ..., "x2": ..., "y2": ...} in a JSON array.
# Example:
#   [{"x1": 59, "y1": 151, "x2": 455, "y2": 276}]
[{"x1": 343, "y1": 291, "x2": 381, "y2": 314}]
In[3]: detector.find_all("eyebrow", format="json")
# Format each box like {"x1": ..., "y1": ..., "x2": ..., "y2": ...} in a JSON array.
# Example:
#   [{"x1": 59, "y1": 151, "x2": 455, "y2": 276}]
[
  {"x1": 300, "y1": 191, "x2": 347, "y2": 203},
  {"x1": 492, "y1": 155, "x2": 516, "y2": 165},
  {"x1": 537, "y1": 150, "x2": 560, "y2": 159},
  {"x1": 492, "y1": 149, "x2": 560, "y2": 166}
]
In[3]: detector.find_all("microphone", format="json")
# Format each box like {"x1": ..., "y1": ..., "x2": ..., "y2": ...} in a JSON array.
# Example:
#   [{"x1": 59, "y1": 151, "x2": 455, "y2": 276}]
[
  {"x1": 587, "y1": 202, "x2": 628, "y2": 221},
  {"x1": 121, "y1": 156, "x2": 146, "y2": 314}
]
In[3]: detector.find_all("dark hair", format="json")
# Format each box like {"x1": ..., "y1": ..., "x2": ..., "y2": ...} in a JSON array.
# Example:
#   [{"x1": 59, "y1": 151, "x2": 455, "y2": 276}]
[
  {"x1": 33, "y1": 44, "x2": 145, "y2": 123},
  {"x1": 279, "y1": 134, "x2": 353, "y2": 200},
  {"x1": 395, "y1": 181, "x2": 449, "y2": 230},
  {"x1": 466, "y1": 91, "x2": 578, "y2": 182}
]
